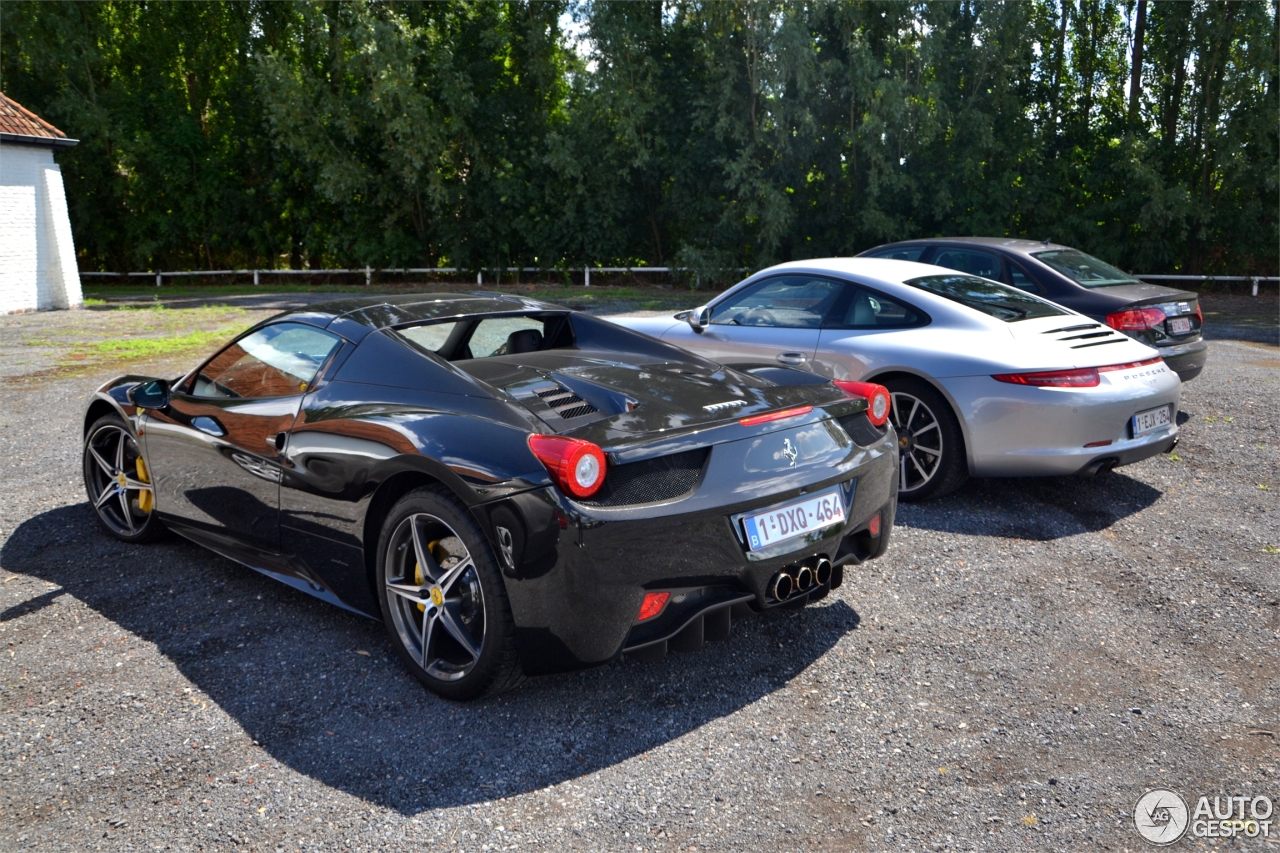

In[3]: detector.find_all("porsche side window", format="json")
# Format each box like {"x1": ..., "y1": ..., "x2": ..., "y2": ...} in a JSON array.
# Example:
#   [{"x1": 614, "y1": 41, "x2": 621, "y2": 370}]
[
  {"x1": 709, "y1": 276, "x2": 841, "y2": 328},
  {"x1": 905, "y1": 274, "x2": 1068, "y2": 322},
  {"x1": 468, "y1": 317, "x2": 546, "y2": 358},
  {"x1": 191, "y1": 323, "x2": 342, "y2": 399},
  {"x1": 829, "y1": 287, "x2": 924, "y2": 329},
  {"x1": 399, "y1": 321, "x2": 458, "y2": 354}
]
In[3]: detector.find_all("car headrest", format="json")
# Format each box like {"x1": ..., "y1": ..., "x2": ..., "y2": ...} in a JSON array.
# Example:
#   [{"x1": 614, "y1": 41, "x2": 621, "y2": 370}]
[{"x1": 505, "y1": 328, "x2": 543, "y2": 354}]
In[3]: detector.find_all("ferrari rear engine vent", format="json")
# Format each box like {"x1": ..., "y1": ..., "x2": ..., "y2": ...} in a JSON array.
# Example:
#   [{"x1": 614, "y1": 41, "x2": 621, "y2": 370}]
[
  {"x1": 1041, "y1": 323, "x2": 1127, "y2": 349},
  {"x1": 579, "y1": 447, "x2": 710, "y2": 507},
  {"x1": 838, "y1": 411, "x2": 888, "y2": 447},
  {"x1": 534, "y1": 384, "x2": 598, "y2": 420}
]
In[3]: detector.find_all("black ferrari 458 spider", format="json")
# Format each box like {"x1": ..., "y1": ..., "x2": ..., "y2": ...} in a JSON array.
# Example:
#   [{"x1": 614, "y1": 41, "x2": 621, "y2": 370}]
[{"x1": 82, "y1": 293, "x2": 898, "y2": 699}]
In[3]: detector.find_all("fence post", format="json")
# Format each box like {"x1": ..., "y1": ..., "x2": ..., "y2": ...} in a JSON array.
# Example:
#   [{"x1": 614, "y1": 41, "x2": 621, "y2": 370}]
[
  {"x1": 477, "y1": 271, "x2": 482, "y2": 285},
  {"x1": 253, "y1": 269, "x2": 260, "y2": 287},
  {"x1": 155, "y1": 271, "x2": 162, "y2": 288},
  {"x1": 584, "y1": 266, "x2": 590, "y2": 287},
  {"x1": 1252, "y1": 276, "x2": 1259, "y2": 297},
  {"x1": 365, "y1": 266, "x2": 372, "y2": 287}
]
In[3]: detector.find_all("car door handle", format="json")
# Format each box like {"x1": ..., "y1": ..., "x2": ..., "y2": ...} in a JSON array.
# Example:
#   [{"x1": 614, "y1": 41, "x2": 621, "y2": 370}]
[
  {"x1": 191, "y1": 416, "x2": 225, "y2": 437},
  {"x1": 776, "y1": 352, "x2": 808, "y2": 366}
]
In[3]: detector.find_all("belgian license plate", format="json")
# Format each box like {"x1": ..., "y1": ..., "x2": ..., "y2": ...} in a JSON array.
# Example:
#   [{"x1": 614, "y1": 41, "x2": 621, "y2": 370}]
[
  {"x1": 1168, "y1": 316, "x2": 1192, "y2": 334},
  {"x1": 1132, "y1": 405, "x2": 1172, "y2": 436},
  {"x1": 742, "y1": 489, "x2": 845, "y2": 551}
]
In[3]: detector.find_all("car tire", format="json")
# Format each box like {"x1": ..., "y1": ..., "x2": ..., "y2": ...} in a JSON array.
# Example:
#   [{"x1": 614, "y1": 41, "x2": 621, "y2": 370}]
[
  {"x1": 376, "y1": 486, "x2": 523, "y2": 701},
  {"x1": 882, "y1": 378, "x2": 968, "y2": 502},
  {"x1": 83, "y1": 413, "x2": 164, "y2": 543}
]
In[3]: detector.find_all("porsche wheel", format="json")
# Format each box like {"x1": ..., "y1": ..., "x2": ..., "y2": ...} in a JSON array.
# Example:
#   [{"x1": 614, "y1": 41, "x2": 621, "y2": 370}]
[
  {"x1": 83, "y1": 414, "x2": 163, "y2": 543},
  {"x1": 377, "y1": 487, "x2": 522, "y2": 701},
  {"x1": 883, "y1": 378, "x2": 968, "y2": 502}
]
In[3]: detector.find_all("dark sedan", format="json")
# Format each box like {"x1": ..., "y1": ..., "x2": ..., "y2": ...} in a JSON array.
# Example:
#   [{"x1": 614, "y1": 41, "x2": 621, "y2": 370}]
[
  {"x1": 81, "y1": 294, "x2": 898, "y2": 700},
  {"x1": 858, "y1": 238, "x2": 1208, "y2": 382}
]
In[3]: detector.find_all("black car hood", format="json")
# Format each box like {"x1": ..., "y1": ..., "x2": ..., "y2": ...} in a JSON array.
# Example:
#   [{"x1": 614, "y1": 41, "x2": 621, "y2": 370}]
[{"x1": 455, "y1": 351, "x2": 830, "y2": 436}]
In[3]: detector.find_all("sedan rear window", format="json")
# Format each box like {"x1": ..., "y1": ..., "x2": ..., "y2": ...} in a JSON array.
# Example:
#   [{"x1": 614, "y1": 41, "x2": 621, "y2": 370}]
[
  {"x1": 904, "y1": 274, "x2": 1068, "y2": 322},
  {"x1": 1032, "y1": 249, "x2": 1140, "y2": 288}
]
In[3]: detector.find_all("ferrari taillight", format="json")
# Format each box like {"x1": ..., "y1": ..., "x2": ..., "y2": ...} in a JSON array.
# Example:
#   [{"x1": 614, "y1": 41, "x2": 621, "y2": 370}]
[
  {"x1": 992, "y1": 367, "x2": 1101, "y2": 387},
  {"x1": 833, "y1": 380, "x2": 892, "y2": 427},
  {"x1": 527, "y1": 435, "x2": 607, "y2": 498},
  {"x1": 1105, "y1": 307, "x2": 1165, "y2": 331}
]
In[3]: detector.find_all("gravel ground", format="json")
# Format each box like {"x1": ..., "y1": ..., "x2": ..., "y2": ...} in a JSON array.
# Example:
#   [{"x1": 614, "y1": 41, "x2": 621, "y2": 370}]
[{"x1": 0, "y1": 299, "x2": 1277, "y2": 853}]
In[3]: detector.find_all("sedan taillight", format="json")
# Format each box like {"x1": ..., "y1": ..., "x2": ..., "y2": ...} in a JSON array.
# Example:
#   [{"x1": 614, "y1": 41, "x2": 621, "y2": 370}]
[
  {"x1": 833, "y1": 380, "x2": 892, "y2": 427},
  {"x1": 1105, "y1": 307, "x2": 1165, "y2": 331},
  {"x1": 527, "y1": 435, "x2": 607, "y2": 498}
]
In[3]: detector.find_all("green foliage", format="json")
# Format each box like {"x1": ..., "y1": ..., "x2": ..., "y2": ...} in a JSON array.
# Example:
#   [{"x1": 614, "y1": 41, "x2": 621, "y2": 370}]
[{"x1": 3, "y1": 1, "x2": 1275, "y2": 277}]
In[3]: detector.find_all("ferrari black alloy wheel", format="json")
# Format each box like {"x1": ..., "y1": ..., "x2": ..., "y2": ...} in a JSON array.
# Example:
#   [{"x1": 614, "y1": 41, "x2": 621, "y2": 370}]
[
  {"x1": 83, "y1": 414, "x2": 163, "y2": 543},
  {"x1": 377, "y1": 487, "x2": 522, "y2": 700},
  {"x1": 883, "y1": 377, "x2": 968, "y2": 502}
]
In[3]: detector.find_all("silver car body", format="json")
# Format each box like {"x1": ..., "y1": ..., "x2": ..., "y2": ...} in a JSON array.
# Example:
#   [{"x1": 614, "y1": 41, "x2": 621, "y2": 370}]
[{"x1": 613, "y1": 258, "x2": 1181, "y2": 479}]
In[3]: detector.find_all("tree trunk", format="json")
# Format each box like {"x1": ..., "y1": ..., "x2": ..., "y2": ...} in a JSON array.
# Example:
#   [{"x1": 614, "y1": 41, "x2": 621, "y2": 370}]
[{"x1": 1127, "y1": 0, "x2": 1146, "y2": 127}]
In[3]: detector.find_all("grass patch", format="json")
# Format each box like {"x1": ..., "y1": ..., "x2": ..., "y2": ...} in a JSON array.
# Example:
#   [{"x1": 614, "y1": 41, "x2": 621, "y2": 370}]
[{"x1": 80, "y1": 329, "x2": 235, "y2": 360}]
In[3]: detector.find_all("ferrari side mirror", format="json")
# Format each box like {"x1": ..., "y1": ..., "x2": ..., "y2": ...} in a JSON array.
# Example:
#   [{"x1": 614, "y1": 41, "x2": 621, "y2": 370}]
[{"x1": 128, "y1": 378, "x2": 171, "y2": 410}]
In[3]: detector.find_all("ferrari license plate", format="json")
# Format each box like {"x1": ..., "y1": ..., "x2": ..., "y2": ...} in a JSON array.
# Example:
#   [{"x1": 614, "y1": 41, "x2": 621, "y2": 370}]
[
  {"x1": 1168, "y1": 316, "x2": 1192, "y2": 335},
  {"x1": 742, "y1": 489, "x2": 845, "y2": 551},
  {"x1": 1132, "y1": 405, "x2": 1173, "y2": 437}
]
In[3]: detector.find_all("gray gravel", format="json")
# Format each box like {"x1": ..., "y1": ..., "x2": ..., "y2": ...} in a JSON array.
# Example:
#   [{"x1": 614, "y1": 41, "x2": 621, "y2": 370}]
[{"x1": 0, "y1": 305, "x2": 1277, "y2": 853}]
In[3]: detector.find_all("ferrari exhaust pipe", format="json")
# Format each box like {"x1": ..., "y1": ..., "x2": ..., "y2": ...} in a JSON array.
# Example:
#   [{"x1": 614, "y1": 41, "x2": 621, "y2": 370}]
[
  {"x1": 813, "y1": 557, "x2": 832, "y2": 587},
  {"x1": 793, "y1": 565, "x2": 813, "y2": 592},
  {"x1": 769, "y1": 571, "x2": 794, "y2": 602}
]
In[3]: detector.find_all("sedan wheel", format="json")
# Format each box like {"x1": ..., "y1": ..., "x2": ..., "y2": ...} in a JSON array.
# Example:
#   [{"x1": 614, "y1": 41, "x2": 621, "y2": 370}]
[
  {"x1": 378, "y1": 488, "x2": 522, "y2": 700},
  {"x1": 883, "y1": 378, "x2": 968, "y2": 502},
  {"x1": 83, "y1": 414, "x2": 163, "y2": 542}
]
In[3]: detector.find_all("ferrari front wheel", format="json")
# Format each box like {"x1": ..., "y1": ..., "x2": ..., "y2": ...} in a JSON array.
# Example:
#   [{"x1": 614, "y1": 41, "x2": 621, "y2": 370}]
[
  {"x1": 83, "y1": 414, "x2": 163, "y2": 543},
  {"x1": 377, "y1": 487, "x2": 523, "y2": 701}
]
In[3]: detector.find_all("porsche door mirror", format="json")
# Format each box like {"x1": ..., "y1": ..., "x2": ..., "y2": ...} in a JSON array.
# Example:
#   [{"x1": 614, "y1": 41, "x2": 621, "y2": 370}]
[
  {"x1": 128, "y1": 379, "x2": 171, "y2": 410},
  {"x1": 687, "y1": 305, "x2": 710, "y2": 334}
]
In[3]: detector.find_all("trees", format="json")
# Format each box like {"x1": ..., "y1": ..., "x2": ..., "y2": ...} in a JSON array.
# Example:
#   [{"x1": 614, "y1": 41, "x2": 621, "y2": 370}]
[{"x1": 2, "y1": 0, "x2": 1273, "y2": 276}]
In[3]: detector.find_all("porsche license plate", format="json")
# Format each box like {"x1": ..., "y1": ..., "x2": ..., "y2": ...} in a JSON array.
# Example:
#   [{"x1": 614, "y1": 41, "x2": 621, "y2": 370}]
[
  {"x1": 1132, "y1": 405, "x2": 1172, "y2": 437},
  {"x1": 1168, "y1": 316, "x2": 1192, "y2": 335},
  {"x1": 742, "y1": 489, "x2": 845, "y2": 551}
]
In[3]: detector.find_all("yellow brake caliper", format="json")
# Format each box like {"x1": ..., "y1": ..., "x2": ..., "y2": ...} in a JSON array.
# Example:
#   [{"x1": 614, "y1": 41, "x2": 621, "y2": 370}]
[
  {"x1": 135, "y1": 456, "x2": 153, "y2": 514},
  {"x1": 416, "y1": 540, "x2": 446, "y2": 612}
]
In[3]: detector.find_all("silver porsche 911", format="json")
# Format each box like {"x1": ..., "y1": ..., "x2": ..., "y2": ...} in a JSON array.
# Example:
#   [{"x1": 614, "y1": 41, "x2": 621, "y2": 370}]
[{"x1": 614, "y1": 258, "x2": 1181, "y2": 501}]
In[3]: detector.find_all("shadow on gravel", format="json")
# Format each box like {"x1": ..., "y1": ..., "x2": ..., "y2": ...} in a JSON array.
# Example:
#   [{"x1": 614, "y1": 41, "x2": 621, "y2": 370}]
[
  {"x1": 2, "y1": 504, "x2": 858, "y2": 815},
  {"x1": 896, "y1": 471, "x2": 1163, "y2": 541}
]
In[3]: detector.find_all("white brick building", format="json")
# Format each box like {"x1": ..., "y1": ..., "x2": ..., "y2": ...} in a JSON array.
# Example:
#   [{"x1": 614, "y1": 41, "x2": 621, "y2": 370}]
[{"x1": 0, "y1": 92, "x2": 82, "y2": 313}]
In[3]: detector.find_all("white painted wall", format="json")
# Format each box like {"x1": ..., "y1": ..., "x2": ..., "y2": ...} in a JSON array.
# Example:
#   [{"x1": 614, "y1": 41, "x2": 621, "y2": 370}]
[{"x1": 0, "y1": 143, "x2": 82, "y2": 312}]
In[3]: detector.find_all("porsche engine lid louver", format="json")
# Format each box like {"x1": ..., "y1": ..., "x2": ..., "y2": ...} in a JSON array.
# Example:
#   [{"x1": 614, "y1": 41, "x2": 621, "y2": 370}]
[
  {"x1": 534, "y1": 384, "x2": 598, "y2": 420},
  {"x1": 1041, "y1": 322, "x2": 1127, "y2": 349}
]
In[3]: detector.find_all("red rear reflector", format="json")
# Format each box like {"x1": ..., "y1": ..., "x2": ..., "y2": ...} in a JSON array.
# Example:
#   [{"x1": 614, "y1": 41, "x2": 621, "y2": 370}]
[
  {"x1": 833, "y1": 380, "x2": 892, "y2": 427},
  {"x1": 527, "y1": 435, "x2": 607, "y2": 498},
  {"x1": 1194, "y1": 303, "x2": 1203, "y2": 323},
  {"x1": 1105, "y1": 307, "x2": 1165, "y2": 331},
  {"x1": 992, "y1": 367, "x2": 1100, "y2": 387},
  {"x1": 1084, "y1": 439, "x2": 1113, "y2": 448},
  {"x1": 868, "y1": 513, "x2": 881, "y2": 537},
  {"x1": 1097, "y1": 356, "x2": 1163, "y2": 372},
  {"x1": 739, "y1": 405, "x2": 813, "y2": 426},
  {"x1": 637, "y1": 592, "x2": 670, "y2": 622}
]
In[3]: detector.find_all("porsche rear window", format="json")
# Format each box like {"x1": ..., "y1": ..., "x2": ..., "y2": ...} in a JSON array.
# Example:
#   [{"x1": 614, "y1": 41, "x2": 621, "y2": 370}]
[{"x1": 904, "y1": 274, "x2": 1067, "y2": 322}]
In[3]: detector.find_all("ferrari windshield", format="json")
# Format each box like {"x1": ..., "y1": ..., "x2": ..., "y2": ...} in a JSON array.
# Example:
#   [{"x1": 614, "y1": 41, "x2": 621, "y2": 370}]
[
  {"x1": 1032, "y1": 248, "x2": 1140, "y2": 287},
  {"x1": 904, "y1": 274, "x2": 1068, "y2": 322}
]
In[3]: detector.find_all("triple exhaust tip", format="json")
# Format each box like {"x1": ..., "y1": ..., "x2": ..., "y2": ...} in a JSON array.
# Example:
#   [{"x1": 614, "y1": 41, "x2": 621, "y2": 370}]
[{"x1": 769, "y1": 557, "x2": 832, "y2": 602}]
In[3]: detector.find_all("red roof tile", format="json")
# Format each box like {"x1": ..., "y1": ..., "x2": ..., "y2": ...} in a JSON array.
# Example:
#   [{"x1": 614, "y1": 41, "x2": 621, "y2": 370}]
[{"x1": 0, "y1": 91, "x2": 68, "y2": 140}]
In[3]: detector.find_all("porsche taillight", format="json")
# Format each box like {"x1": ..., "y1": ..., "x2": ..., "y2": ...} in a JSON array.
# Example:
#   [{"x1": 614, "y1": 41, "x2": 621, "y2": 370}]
[
  {"x1": 833, "y1": 380, "x2": 891, "y2": 427},
  {"x1": 527, "y1": 435, "x2": 607, "y2": 498},
  {"x1": 1105, "y1": 307, "x2": 1165, "y2": 331},
  {"x1": 992, "y1": 367, "x2": 1101, "y2": 387}
]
